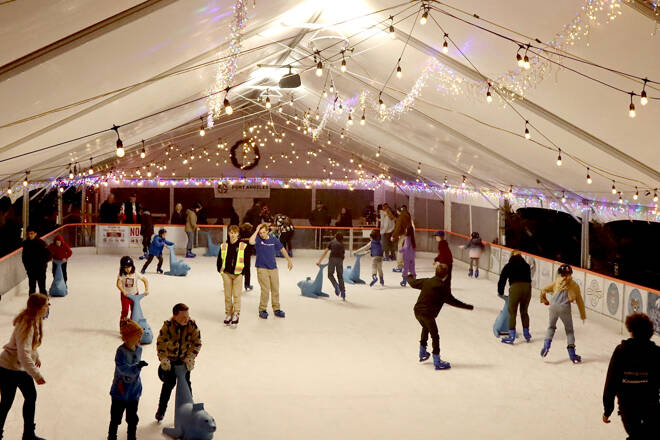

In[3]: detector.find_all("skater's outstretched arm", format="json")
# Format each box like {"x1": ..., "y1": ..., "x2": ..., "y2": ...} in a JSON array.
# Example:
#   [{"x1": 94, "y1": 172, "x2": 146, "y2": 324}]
[
  {"x1": 443, "y1": 291, "x2": 474, "y2": 310},
  {"x1": 316, "y1": 248, "x2": 330, "y2": 266}
]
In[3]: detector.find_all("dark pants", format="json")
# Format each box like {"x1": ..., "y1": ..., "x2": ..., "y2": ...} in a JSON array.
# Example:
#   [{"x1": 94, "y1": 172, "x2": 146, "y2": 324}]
[
  {"x1": 384, "y1": 233, "x2": 396, "y2": 259},
  {"x1": 141, "y1": 254, "x2": 163, "y2": 272},
  {"x1": 415, "y1": 311, "x2": 440, "y2": 355},
  {"x1": 243, "y1": 246, "x2": 253, "y2": 288},
  {"x1": 141, "y1": 235, "x2": 151, "y2": 254},
  {"x1": 109, "y1": 398, "x2": 138, "y2": 440},
  {"x1": 0, "y1": 367, "x2": 37, "y2": 436},
  {"x1": 508, "y1": 282, "x2": 532, "y2": 330},
  {"x1": 279, "y1": 231, "x2": 294, "y2": 255},
  {"x1": 328, "y1": 257, "x2": 345, "y2": 293},
  {"x1": 26, "y1": 268, "x2": 47, "y2": 294},
  {"x1": 157, "y1": 365, "x2": 191, "y2": 415},
  {"x1": 620, "y1": 406, "x2": 658, "y2": 440},
  {"x1": 52, "y1": 261, "x2": 68, "y2": 283}
]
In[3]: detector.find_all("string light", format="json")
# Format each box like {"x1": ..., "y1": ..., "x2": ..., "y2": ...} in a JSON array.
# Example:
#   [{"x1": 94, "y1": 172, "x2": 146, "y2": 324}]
[
  {"x1": 23, "y1": 172, "x2": 29, "y2": 187},
  {"x1": 376, "y1": 146, "x2": 381, "y2": 157},
  {"x1": 462, "y1": 176, "x2": 467, "y2": 188},
  {"x1": 315, "y1": 53, "x2": 323, "y2": 77},
  {"x1": 516, "y1": 47, "x2": 524, "y2": 67},
  {"x1": 265, "y1": 96, "x2": 271, "y2": 109},
  {"x1": 396, "y1": 64, "x2": 402, "y2": 79},
  {"x1": 199, "y1": 117, "x2": 205, "y2": 136},
  {"x1": 340, "y1": 51, "x2": 347, "y2": 73},
  {"x1": 640, "y1": 79, "x2": 648, "y2": 106},
  {"x1": 561, "y1": 192, "x2": 566, "y2": 203},
  {"x1": 140, "y1": 140, "x2": 146, "y2": 158},
  {"x1": 556, "y1": 149, "x2": 562, "y2": 166},
  {"x1": 611, "y1": 181, "x2": 617, "y2": 194},
  {"x1": 360, "y1": 111, "x2": 366, "y2": 125},
  {"x1": 88, "y1": 158, "x2": 94, "y2": 175},
  {"x1": 633, "y1": 187, "x2": 639, "y2": 200},
  {"x1": 289, "y1": 95, "x2": 294, "y2": 106},
  {"x1": 113, "y1": 125, "x2": 124, "y2": 158},
  {"x1": 329, "y1": 82, "x2": 335, "y2": 93},
  {"x1": 348, "y1": 112, "x2": 353, "y2": 125},
  {"x1": 68, "y1": 165, "x2": 74, "y2": 180},
  {"x1": 389, "y1": 16, "x2": 395, "y2": 39},
  {"x1": 524, "y1": 121, "x2": 530, "y2": 140},
  {"x1": 420, "y1": 7, "x2": 428, "y2": 25},
  {"x1": 224, "y1": 97, "x2": 233, "y2": 115},
  {"x1": 442, "y1": 34, "x2": 449, "y2": 54},
  {"x1": 486, "y1": 83, "x2": 492, "y2": 103},
  {"x1": 322, "y1": 89, "x2": 328, "y2": 98},
  {"x1": 618, "y1": 193, "x2": 623, "y2": 204},
  {"x1": 628, "y1": 93, "x2": 636, "y2": 118},
  {"x1": 417, "y1": 162, "x2": 421, "y2": 174},
  {"x1": 654, "y1": 190, "x2": 658, "y2": 203},
  {"x1": 378, "y1": 94, "x2": 385, "y2": 110},
  {"x1": 523, "y1": 45, "x2": 531, "y2": 70},
  {"x1": 586, "y1": 168, "x2": 592, "y2": 184}
]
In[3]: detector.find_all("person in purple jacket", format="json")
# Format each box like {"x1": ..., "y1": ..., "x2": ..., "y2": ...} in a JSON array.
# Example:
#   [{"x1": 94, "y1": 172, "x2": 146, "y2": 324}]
[{"x1": 400, "y1": 226, "x2": 416, "y2": 286}]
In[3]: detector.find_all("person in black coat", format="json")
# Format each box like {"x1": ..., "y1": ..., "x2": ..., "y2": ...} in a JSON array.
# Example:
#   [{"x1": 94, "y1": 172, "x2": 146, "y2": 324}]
[
  {"x1": 170, "y1": 203, "x2": 185, "y2": 225},
  {"x1": 497, "y1": 251, "x2": 533, "y2": 343},
  {"x1": 242, "y1": 202, "x2": 262, "y2": 226},
  {"x1": 123, "y1": 194, "x2": 141, "y2": 224},
  {"x1": 100, "y1": 193, "x2": 119, "y2": 223},
  {"x1": 602, "y1": 313, "x2": 660, "y2": 438},
  {"x1": 407, "y1": 264, "x2": 473, "y2": 370},
  {"x1": 139, "y1": 209, "x2": 154, "y2": 259},
  {"x1": 21, "y1": 225, "x2": 51, "y2": 294}
]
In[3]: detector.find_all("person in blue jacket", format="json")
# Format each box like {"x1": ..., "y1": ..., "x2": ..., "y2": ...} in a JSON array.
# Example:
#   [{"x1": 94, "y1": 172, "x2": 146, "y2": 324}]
[
  {"x1": 141, "y1": 229, "x2": 174, "y2": 274},
  {"x1": 108, "y1": 320, "x2": 148, "y2": 440}
]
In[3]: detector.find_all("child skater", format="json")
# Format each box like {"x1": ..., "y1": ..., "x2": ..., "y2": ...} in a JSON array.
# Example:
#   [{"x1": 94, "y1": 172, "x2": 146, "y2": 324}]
[
  {"x1": 141, "y1": 229, "x2": 173, "y2": 274},
  {"x1": 317, "y1": 232, "x2": 346, "y2": 300},
  {"x1": 355, "y1": 230, "x2": 385, "y2": 287},
  {"x1": 539, "y1": 264, "x2": 586, "y2": 363},
  {"x1": 408, "y1": 264, "x2": 474, "y2": 370},
  {"x1": 465, "y1": 232, "x2": 485, "y2": 278},
  {"x1": 400, "y1": 226, "x2": 416, "y2": 287},
  {"x1": 47, "y1": 234, "x2": 72, "y2": 285},
  {"x1": 116, "y1": 257, "x2": 149, "y2": 329},
  {"x1": 108, "y1": 320, "x2": 148, "y2": 440}
]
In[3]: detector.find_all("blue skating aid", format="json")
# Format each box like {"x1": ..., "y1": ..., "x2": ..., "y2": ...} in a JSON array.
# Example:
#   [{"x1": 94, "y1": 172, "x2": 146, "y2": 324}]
[
  {"x1": 163, "y1": 364, "x2": 217, "y2": 440},
  {"x1": 343, "y1": 253, "x2": 366, "y2": 285},
  {"x1": 48, "y1": 260, "x2": 68, "y2": 297},
  {"x1": 492, "y1": 295, "x2": 510, "y2": 337},
  {"x1": 202, "y1": 231, "x2": 221, "y2": 257},
  {"x1": 126, "y1": 293, "x2": 153, "y2": 345},
  {"x1": 165, "y1": 245, "x2": 191, "y2": 277},
  {"x1": 297, "y1": 264, "x2": 330, "y2": 298}
]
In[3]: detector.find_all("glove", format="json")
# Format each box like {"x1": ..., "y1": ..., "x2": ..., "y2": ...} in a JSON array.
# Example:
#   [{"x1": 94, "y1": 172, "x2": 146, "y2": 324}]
[
  {"x1": 184, "y1": 357, "x2": 195, "y2": 371},
  {"x1": 160, "y1": 359, "x2": 171, "y2": 371},
  {"x1": 137, "y1": 360, "x2": 148, "y2": 368}
]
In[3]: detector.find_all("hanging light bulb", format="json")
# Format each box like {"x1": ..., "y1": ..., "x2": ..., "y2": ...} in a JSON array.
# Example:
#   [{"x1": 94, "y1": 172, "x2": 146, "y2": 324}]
[
  {"x1": 561, "y1": 192, "x2": 566, "y2": 203},
  {"x1": 618, "y1": 193, "x2": 623, "y2": 204},
  {"x1": 348, "y1": 113, "x2": 353, "y2": 125},
  {"x1": 23, "y1": 172, "x2": 28, "y2": 187},
  {"x1": 379, "y1": 95, "x2": 385, "y2": 110},
  {"x1": 389, "y1": 24, "x2": 395, "y2": 39},
  {"x1": 322, "y1": 89, "x2": 328, "y2": 98},
  {"x1": 611, "y1": 181, "x2": 617, "y2": 194},
  {"x1": 199, "y1": 117, "x2": 205, "y2": 136},
  {"x1": 486, "y1": 83, "x2": 492, "y2": 103},
  {"x1": 265, "y1": 96, "x2": 271, "y2": 109},
  {"x1": 289, "y1": 95, "x2": 294, "y2": 106},
  {"x1": 417, "y1": 163, "x2": 421, "y2": 174},
  {"x1": 376, "y1": 146, "x2": 381, "y2": 157},
  {"x1": 586, "y1": 168, "x2": 592, "y2": 184},
  {"x1": 340, "y1": 129, "x2": 345, "y2": 139},
  {"x1": 68, "y1": 167, "x2": 74, "y2": 180},
  {"x1": 523, "y1": 53, "x2": 530, "y2": 70},
  {"x1": 516, "y1": 48, "x2": 524, "y2": 67},
  {"x1": 340, "y1": 52, "x2": 347, "y2": 73},
  {"x1": 442, "y1": 34, "x2": 449, "y2": 54},
  {"x1": 329, "y1": 82, "x2": 335, "y2": 93},
  {"x1": 524, "y1": 121, "x2": 531, "y2": 140},
  {"x1": 396, "y1": 64, "x2": 402, "y2": 79},
  {"x1": 224, "y1": 97, "x2": 233, "y2": 115},
  {"x1": 640, "y1": 79, "x2": 648, "y2": 106},
  {"x1": 7, "y1": 185, "x2": 11, "y2": 195},
  {"x1": 628, "y1": 93, "x2": 636, "y2": 118},
  {"x1": 360, "y1": 112, "x2": 366, "y2": 126},
  {"x1": 113, "y1": 125, "x2": 125, "y2": 157},
  {"x1": 140, "y1": 140, "x2": 146, "y2": 158},
  {"x1": 88, "y1": 158, "x2": 94, "y2": 175},
  {"x1": 556, "y1": 149, "x2": 562, "y2": 166},
  {"x1": 633, "y1": 187, "x2": 639, "y2": 200},
  {"x1": 420, "y1": 8, "x2": 428, "y2": 25},
  {"x1": 315, "y1": 56, "x2": 323, "y2": 77},
  {"x1": 654, "y1": 190, "x2": 658, "y2": 203}
]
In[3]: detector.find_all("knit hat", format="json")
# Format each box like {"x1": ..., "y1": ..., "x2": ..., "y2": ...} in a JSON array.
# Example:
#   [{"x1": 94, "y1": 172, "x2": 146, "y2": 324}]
[
  {"x1": 433, "y1": 230, "x2": 445, "y2": 237},
  {"x1": 120, "y1": 320, "x2": 143, "y2": 342}
]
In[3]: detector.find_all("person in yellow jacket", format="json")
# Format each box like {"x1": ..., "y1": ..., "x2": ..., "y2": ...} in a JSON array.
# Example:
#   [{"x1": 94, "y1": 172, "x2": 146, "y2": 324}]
[
  {"x1": 539, "y1": 264, "x2": 586, "y2": 363},
  {"x1": 217, "y1": 225, "x2": 246, "y2": 327}
]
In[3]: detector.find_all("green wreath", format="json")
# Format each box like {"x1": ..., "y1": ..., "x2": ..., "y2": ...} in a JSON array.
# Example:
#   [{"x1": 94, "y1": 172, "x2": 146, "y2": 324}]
[{"x1": 230, "y1": 139, "x2": 260, "y2": 170}]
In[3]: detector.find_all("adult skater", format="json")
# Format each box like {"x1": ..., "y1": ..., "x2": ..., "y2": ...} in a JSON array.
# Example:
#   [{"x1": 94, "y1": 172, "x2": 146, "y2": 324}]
[
  {"x1": 116, "y1": 257, "x2": 149, "y2": 328},
  {"x1": 139, "y1": 208, "x2": 154, "y2": 260},
  {"x1": 141, "y1": 229, "x2": 173, "y2": 274},
  {"x1": 239, "y1": 223, "x2": 254, "y2": 291},
  {"x1": 539, "y1": 264, "x2": 586, "y2": 363},
  {"x1": 379, "y1": 204, "x2": 396, "y2": 261},
  {"x1": 602, "y1": 313, "x2": 659, "y2": 438},
  {"x1": 21, "y1": 226, "x2": 51, "y2": 295},
  {"x1": 184, "y1": 202, "x2": 202, "y2": 258},
  {"x1": 249, "y1": 223, "x2": 292, "y2": 318},
  {"x1": 432, "y1": 231, "x2": 452, "y2": 285},
  {"x1": 100, "y1": 193, "x2": 119, "y2": 223},
  {"x1": 408, "y1": 264, "x2": 474, "y2": 370},
  {"x1": 0, "y1": 294, "x2": 49, "y2": 440},
  {"x1": 465, "y1": 232, "x2": 485, "y2": 278},
  {"x1": 390, "y1": 205, "x2": 411, "y2": 272},
  {"x1": 317, "y1": 232, "x2": 346, "y2": 299},
  {"x1": 497, "y1": 251, "x2": 532, "y2": 344},
  {"x1": 400, "y1": 226, "x2": 416, "y2": 287},
  {"x1": 108, "y1": 320, "x2": 148, "y2": 440},
  {"x1": 47, "y1": 234, "x2": 72, "y2": 285},
  {"x1": 217, "y1": 225, "x2": 246, "y2": 327},
  {"x1": 155, "y1": 303, "x2": 202, "y2": 422},
  {"x1": 274, "y1": 213, "x2": 295, "y2": 257},
  {"x1": 170, "y1": 203, "x2": 185, "y2": 225}
]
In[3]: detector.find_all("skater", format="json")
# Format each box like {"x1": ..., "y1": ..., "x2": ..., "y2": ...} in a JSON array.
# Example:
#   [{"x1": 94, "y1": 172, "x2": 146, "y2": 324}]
[
  {"x1": 432, "y1": 231, "x2": 453, "y2": 285},
  {"x1": 356, "y1": 230, "x2": 384, "y2": 287},
  {"x1": 0, "y1": 294, "x2": 49, "y2": 440},
  {"x1": 316, "y1": 232, "x2": 346, "y2": 299},
  {"x1": 465, "y1": 232, "x2": 485, "y2": 278},
  {"x1": 116, "y1": 257, "x2": 150, "y2": 328},
  {"x1": 170, "y1": 203, "x2": 185, "y2": 225},
  {"x1": 123, "y1": 194, "x2": 141, "y2": 224},
  {"x1": 139, "y1": 208, "x2": 154, "y2": 260},
  {"x1": 274, "y1": 213, "x2": 295, "y2": 257},
  {"x1": 217, "y1": 225, "x2": 246, "y2": 327},
  {"x1": 108, "y1": 320, "x2": 148, "y2": 440},
  {"x1": 141, "y1": 229, "x2": 173, "y2": 274},
  {"x1": 155, "y1": 303, "x2": 201, "y2": 422},
  {"x1": 239, "y1": 223, "x2": 254, "y2": 291},
  {"x1": 21, "y1": 225, "x2": 51, "y2": 295},
  {"x1": 250, "y1": 223, "x2": 293, "y2": 318},
  {"x1": 184, "y1": 202, "x2": 202, "y2": 258},
  {"x1": 399, "y1": 226, "x2": 416, "y2": 286},
  {"x1": 379, "y1": 204, "x2": 395, "y2": 261},
  {"x1": 47, "y1": 234, "x2": 72, "y2": 284},
  {"x1": 602, "y1": 313, "x2": 660, "y2": 439},
  {"x1": 408, "y1": 264, "x2": 474, "y2": 370},
  {"x1": 390, "y1": 205, "x2": 411, "y2": 272},
  {"x1": 497, "y1": 251, "x2": 532, "y2": 344},
  {"x1": 539, "y1": 264, "x2": 586, "y2": 362}
]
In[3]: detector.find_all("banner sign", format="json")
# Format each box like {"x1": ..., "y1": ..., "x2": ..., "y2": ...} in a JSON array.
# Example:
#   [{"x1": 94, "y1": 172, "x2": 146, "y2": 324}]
[
  {"x1": 214, "y1": 182, "x2": 270, "y2": 198},
  {"x1": 96, "y1": 225, "x2": 188, "y2": 250}
]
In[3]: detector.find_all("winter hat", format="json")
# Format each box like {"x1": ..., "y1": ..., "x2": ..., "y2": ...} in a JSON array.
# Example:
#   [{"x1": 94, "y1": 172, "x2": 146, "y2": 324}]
[
  {"x1": 433, "y1": 230, "x2": 445, "y2": 237},
  {"x1": 120, "y1": 320, "x2": 143, "y2": 342}
]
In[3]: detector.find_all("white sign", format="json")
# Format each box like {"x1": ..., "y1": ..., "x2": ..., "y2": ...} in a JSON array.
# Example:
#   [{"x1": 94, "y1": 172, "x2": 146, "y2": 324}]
[
  {"x1": 96, "y1": 225, "x2": 143, "y2": 249},
  {"x1": 214, "y1": 182, "x2": 270, "y2": 198}
]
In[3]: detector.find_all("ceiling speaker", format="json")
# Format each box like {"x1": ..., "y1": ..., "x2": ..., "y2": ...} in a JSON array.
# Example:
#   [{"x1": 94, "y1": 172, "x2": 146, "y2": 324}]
[{"x1": 279, "y1": 73, "x2": 301, "y2": 89}]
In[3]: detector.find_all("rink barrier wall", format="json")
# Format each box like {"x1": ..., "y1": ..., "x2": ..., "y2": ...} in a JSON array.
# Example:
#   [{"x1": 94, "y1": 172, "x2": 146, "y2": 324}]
[{"x1": 1, "y1": 224, "x2": 659, "y2": 334}]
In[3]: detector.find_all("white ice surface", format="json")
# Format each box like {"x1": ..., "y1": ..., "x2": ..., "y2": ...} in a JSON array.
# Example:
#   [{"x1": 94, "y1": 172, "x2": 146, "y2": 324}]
[{"x1": 1, "y1": 249, "x2": 652, "y2": 440}]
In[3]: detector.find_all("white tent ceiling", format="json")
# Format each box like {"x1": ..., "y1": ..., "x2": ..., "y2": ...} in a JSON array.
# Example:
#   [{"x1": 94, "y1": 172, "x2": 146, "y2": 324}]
[{"x1": 1, "y1": 0, "x2": 659, "y2": 216}]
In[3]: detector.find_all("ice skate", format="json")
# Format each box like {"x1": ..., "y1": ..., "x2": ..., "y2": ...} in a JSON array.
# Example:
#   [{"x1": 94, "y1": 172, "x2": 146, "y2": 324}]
[
  {"x1": 501, "y1": 330, "x2": 516, "y2": 344},
  {"x1": 523, "y1": 328, "x2": 532, "y2": 342},
  {"x1": 541, "y1": 339, "x2": 552, "y2": 357},
  {"x1": 230, "y1": 312, "x2": 239, "y2": 328},
  {"x1": 259, "y1": 310, "x2": 268, "y2": 319},
  {"x1": 369, "y1": 275, "x2": 378, "y2": 287},
  {"x1": 223, "y1": 314, "x2": 231, "y2": 325},
  {"x1": 274, "y1": 309, "x2": 286, "y2": 318},
  {"x1": 474, "y1": 269, "x2": 479, "y2": 278},
  {"x1": 468, "y1": 268, "x2": 473, "y2": 277},
  {"x1": 419, "y1": 345, "x2": 430, "y2": 362},
  {"x1": 567, "y1": 345, "x2": 582, "y2": 363},
  {"x1": 432, "y1": 354, "x2": 451, "y2": 370}
]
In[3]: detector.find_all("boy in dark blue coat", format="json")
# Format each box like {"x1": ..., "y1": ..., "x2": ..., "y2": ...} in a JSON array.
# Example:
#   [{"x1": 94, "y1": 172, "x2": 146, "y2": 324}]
[
  {"x1": 141, "y1": 229, "x2": 174, "y2": 274},
  {"x1": 109, "y1": 320, "x2": 148, "y2": 440}
]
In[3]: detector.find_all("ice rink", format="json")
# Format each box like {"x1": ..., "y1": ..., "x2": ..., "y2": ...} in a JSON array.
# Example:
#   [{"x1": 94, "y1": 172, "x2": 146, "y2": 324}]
[{"x1": 1, "y1": 248, "x2": 649, "y2": 439}]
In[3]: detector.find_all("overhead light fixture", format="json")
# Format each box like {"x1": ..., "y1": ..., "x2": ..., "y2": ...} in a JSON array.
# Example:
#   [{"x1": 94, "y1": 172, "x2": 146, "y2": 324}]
[
  {"x1": 628, "y1": 93, "x2": 636, "y2": 118},
  {"x1": 420, "y1": 8, "x2": 428, "y2": 25},
  {"x1": 611, "y1": 181, "x2": 617, "y2": 194},
  {"x1": 396, "y1": 64, "x2": 402, "y2": 79},
  {"x1": 315, "y1": 53, "x2": 323, "y2": 77},
  {"x1": 113, "y1": 125, "x2": 125, "y2": 157},
  {"x1": 556, "y1": 149, "x2": 562, "y2": 166},
  {"x1": 524, "y1": 121, "x2": 531, "y2": 140},
  {"x1": 140, "y1": 140, "x2": 146, "y2": 158},
  {"x1": 224, "y1": 97, "x2": 233, "y2": 115},
  {"x1": 360, "y1": 111, "x2": 366, "y2": 125},
  {"x1": 633, "y1": 187, "x2": 639, "y2": 200},
  {"x1": 640, "y1": 79, "x2": 648, "y2": 106},
  {"x1": 199, "y1": 117, "x2": 205, "y2": 136},
  {"x1": 586, "y1": 168, "x2": 592, "y2": 184},
  {"x1": 486, "y1": 83, "x2": 492, "y2": 103},
  {"x1": 442, "y1": 34, "x2": 449, "y2": 54}
]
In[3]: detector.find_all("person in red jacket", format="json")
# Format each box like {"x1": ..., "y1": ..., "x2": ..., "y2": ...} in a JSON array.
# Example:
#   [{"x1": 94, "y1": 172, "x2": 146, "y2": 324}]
[
  {"x1": 432, "y1": 231, "x2": 453, "y2": 285},
  {"x1": 47, "y1": 234, "x2": 72, "y2": 284}
]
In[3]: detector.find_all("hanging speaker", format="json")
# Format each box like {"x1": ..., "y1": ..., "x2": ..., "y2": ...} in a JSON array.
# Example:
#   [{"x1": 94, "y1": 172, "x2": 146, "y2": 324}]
[{"x1": 279, "y1": 73, "x2": 301, "y2": 89}]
